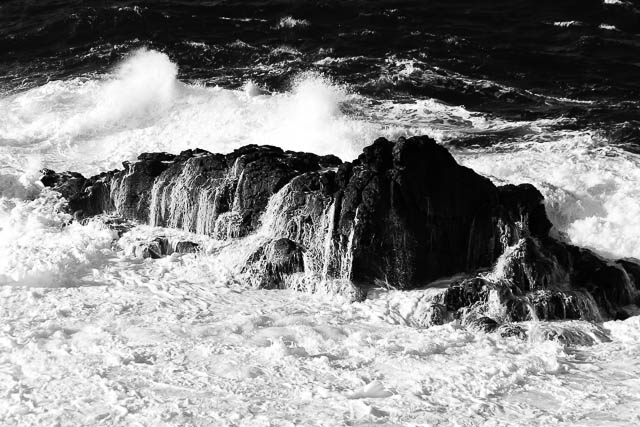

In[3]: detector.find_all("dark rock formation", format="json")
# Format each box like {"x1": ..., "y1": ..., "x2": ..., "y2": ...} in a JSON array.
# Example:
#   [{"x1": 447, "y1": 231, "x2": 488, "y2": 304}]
[
  {"x1": 42, "y1": 136, "x2": 640, "y2": 321},
  {"x1": 132, "y1": 237, "x2": 169, "y2": 259},
  {"x1": 126, "y1": 236, "x2": 200, "y2": 259},
  {"x1": 497, "y1": 324, "x2": 528, "y2": 340},
  {"x1": 174, "y1": 241, "x2": 200, "y2": 254},
  {"x1": 467, "y1": 316, "x2": 499, "y2": 333},
  {"x1": 437, "y1": 236, "x2": 637, "y2": 322},
  {"x1": 46, "y1": 145, "x2": 341, "y2": 238},
  {"x1": 243, "y1": 238, "x2": 305, "y2": 289}
]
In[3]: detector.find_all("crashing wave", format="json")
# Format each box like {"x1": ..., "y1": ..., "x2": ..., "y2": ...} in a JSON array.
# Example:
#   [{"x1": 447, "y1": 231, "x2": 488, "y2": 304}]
[
  {"x1": 39, "y1": 136, "x2": 640, "y2": 325},
  {"x1": 3, "y1": 49, "x2": 640, "y2": 266}
]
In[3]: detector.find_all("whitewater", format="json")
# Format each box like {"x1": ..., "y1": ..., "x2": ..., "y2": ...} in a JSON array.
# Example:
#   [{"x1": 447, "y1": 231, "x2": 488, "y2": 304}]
[{"x1": 2, "y1": 49, "x2": 640, "y2": 426}]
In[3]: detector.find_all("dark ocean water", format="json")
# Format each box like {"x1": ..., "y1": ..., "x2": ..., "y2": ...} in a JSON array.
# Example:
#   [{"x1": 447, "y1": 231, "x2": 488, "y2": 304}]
[{"x1": 2, "y1": 0, "x2": 640, "y2": 127}]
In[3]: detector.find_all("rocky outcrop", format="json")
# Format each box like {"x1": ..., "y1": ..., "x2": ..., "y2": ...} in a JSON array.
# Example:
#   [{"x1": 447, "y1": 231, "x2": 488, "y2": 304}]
[
  {"x1": 42, "y1": 136, "x2": 640, "y2": 322},
  {"x1": 439, "y1": 236, "x2": 637, "y2": 324},
  {"x1": 125, "y1": 236, "x2": 200, "y2": 259},
  {"x1": 243, "y1": 238, "x2": 306, "y2": 289},
  {"x1": 259, "y1": 137, "x2": 557, "y2": 292},
  {"x1": 42, "y1": 145, "x2": 341, "y2": 237}
]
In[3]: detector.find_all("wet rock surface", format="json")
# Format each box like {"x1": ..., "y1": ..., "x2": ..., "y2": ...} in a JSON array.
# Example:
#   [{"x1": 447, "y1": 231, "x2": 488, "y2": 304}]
[
  {"x1": 243, "y1": 238, "x2": 306, "y2": 289},
  {"x1": 125, "y1": 236, "x2": 201, "y2": 259},
  {"x1": 42, "y1": 136, "x2": 640, "y2": 321}
]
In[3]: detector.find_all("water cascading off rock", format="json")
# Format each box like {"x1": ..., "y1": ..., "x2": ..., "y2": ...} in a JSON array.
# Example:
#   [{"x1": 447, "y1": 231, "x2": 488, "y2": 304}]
[{"x1": 41, "y1": 136, "x2": 640, "y2": 324}]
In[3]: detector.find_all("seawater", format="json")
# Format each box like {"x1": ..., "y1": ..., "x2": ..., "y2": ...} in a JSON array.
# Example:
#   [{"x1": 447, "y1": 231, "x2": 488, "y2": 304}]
[{"x1": 1, "y1": 18, "x2": 640, "y2": 427}]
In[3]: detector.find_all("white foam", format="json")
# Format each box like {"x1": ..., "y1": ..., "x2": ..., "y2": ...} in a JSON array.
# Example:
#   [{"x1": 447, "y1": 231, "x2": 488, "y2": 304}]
[
  {"x1": 0, "y1": 190, "x2": 117, "y2": 286},
  {"x1": 6, "y1": 256, "x2": 640, "y2": 426},
  {"x1": 552, "y1": 21, "x2": 584, "y2": 27},
  {"x1": 599, "y1": 23, "x2": 620, "y2": 31},
  {"x1": 76, "y1": 48, "x2": 178, "y2": 133},
  {"x1": 458, "y1": 131, "x2": 640, "y2": 259},
  {"x1": 0, "y1": 50, "x2": 382, "y2": 176},
  {"x1": 275, "y1": 16, "x2": 310, "y2": 29},
  {"x1": 1, "y1": 49, "x2": 640, "y2": 427},
  {"x1": 219, "y1": 16, "x2": 268, "y2": 23},
  {"x1": 0, "y1": 49, "x2": 545, "y2": 177}
]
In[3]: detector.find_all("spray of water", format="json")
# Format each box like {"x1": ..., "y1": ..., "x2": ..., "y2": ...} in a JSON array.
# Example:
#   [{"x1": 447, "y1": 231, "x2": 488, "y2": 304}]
[{"x1": 2, "y1": 48, "x2": 640, "y2": 291}]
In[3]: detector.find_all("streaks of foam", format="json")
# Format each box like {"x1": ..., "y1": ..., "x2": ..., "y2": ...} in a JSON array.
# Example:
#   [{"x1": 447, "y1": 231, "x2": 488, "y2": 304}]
[{"x1": 2, "y1": 258, "x2": 639, "y2": 426}]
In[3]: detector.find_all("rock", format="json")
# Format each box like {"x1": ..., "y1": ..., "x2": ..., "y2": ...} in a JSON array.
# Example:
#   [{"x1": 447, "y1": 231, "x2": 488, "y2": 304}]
[
  {"x1": 342, "y1": 136, "x2": 502, "y2": 287},
  {"x1": 173, "y1": 241, "x2": 199, "y2": 254},
  {"x1": 526, "y1": 289, "x2": 597, "y2": 321},
  {"x1": 146, "y1": 145, "x2": 337, "y2": 236},
  {"x1": 40, "y1": 169, "x2": 115, "y2": 219},
  {"x1": 41, "y1": 136, "x2": 640, "y2": 321},
  {"x1": 244, "y1": 238, "x2": 306, "y2": 289},
  {"x1": 441, "y1": 236, "x2": 629, "y2": 322},
  {"x1": 496, "y1": 184, "x2": 553, "y2": 246},
  {"x1": 467, "y1": 316, "x2": 499, "y2": 333},
  {"x1": 124, "y1": 236, "x2": 200, "y2": 259},
  {"x1": 84, "y1": 215, "x2": 135, "y2": 238},
  {"x1": 614, "y1": 308, "x2": 631, "y2": 321},
  {"x1": 497, "y1": 323, "x2": 527, "y2": 340},
  {"x1": 616, "y1": 258, "x2": 640, "y2": 291},
  {"x1": 318, "y1": 154, "x2": 342, "y2": 168},
  {"x1": 111, "y1": 157, "x2": 172, "y2": 221},
  {"x1": 41, "y1": 146, "x2": 339, "y2": 234},
  {"x1": 132, "y1": 237, "x2": 170, "y2": 259},
  {"x1": 262, "y1": 136, "x2": 510, "y2": 289},
  {"x1": 40, "y1": 169, "x2": 86, "y2": 200},
  {"x1": 137, "y1": 152, "x2": 176, "y2": 162},
  {"x1": 496, "y1": 237, "x2": 564, "y2": 293},
  {"x1": 420, "y1": 303, "x2": 447, "y2": 327},
  {"x1": 406, "y1": 301, "x2": 448, "y2": 328},
  {"x1": 535, "y1": 327, "x2": 604, "y2": 347},
  {"x1": 565, "y1": 245, "x2": 636, "y2": 313}
]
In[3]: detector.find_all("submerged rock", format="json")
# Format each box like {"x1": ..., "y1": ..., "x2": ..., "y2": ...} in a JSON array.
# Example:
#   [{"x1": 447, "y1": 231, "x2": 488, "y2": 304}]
[
  {"x1": 467, "y1": 316, "x2": 499, "y2": 333},
  {"x1": 438, "y1": 236, "x2": 635, "y2": 322},
  {"x1": 42, "y1": 136, "x2": 640, "y2": 321},
  {"x1": 244, "y1": 238, "x2": 306, "y2": 289},
  {"x1": 132, "y1": 237, "x2": 169, "y2": 259},
  {"x1": 124, "y1": 236, "x2": 200, "y2": 259},
  {"x1": 497, "y1": 323, "x2": 528, "y2": 340},
  {"x1": 174, "y1": 241, "x2": 200, "y2": 254}
]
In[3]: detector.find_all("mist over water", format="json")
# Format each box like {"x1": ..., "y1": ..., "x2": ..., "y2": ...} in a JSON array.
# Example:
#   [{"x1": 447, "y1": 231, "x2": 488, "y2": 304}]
[{"x1": 2, "y1": 1, "x2": 640, "y2": 425}]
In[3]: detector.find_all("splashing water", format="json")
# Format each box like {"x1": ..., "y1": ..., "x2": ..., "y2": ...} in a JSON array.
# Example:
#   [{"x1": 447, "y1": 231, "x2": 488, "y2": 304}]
[
  {"x1": 2, "y1": 48, "x2": 640, "y2": 277},
  {"x1": 0, "y1": 49, "x2": 374, "y2": 176},
  {"x1": 2, "y1": 48, "x2": 640, "y2": 275},
  {"x1": 459, "y1": 131, "x2": 640, "y2": 259},
  {"x1": 2, "y1": 48, "x2": 640, "y2": 426}
]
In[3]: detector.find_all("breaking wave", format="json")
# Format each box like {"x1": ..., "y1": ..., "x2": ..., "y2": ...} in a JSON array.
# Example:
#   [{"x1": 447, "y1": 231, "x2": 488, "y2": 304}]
[
  {"x1": 2, "y1": 48, "x2": 640, "y2": 269},
  {"x1": 2, "y1": 0, "x2": 640, "y2": 424}
]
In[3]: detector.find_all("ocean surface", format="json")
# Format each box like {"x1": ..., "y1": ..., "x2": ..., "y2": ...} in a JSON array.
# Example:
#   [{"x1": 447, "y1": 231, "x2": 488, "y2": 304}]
[{"x1": 2, "y1": 1, "x2": 640, "y2": 425}]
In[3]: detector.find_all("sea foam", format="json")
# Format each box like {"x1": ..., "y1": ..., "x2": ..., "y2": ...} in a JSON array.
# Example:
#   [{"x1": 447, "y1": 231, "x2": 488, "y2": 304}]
[
  {"x1": 0, "y1": 49, "x2": 376, "y2": 176},
  {"x1": 458, "y1": 131, "x2": 640, "y2": 259},
  {"x1": 2, "y1": 49, "x2": 640, "y2": 262},
  {"x1": 275, "y1": 16, "x2": 310, "y2": 29}
]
